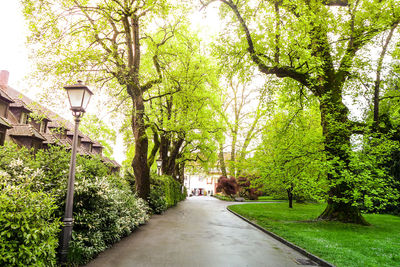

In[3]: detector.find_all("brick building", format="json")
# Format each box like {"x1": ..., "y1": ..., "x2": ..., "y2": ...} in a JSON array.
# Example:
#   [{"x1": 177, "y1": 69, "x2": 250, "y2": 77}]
[{"x1": 0, "y1": 70, "x2": 120, "y2": 172}]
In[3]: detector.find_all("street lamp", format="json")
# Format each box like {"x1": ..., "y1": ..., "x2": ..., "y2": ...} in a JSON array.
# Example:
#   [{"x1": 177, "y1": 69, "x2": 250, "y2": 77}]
[
  {"x1": 59, "y1": 80, "x2": 93, "y2": 264},
  {"x1": 156, "y1": 157, "x2": 162, "y2": 176}
]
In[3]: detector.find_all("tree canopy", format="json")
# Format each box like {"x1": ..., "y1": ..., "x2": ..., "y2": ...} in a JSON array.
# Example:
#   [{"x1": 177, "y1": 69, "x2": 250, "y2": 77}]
[{"x1": 22, "y1": 0, "x2": 400, "y2": 223}]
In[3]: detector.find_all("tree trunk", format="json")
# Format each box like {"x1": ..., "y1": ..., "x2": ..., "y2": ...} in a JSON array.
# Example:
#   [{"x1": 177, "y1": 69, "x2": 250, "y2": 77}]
[
  {"x1": 373, "y1": 22, "x2": 398, "y2": 130},
  {"x1": 131, "y1": 95, "x2": 150, "y2": 200},
  {"x1": 160, "y1": 135, "x2": 170, "y2": 175},
  {"x1": 317, "y1": 91, "x2": 369, "y2": 225},
  {"x1": 287, "y1": 188, "x2": 293, "y2": 208},
  {"x1": 219, "y1": 142, "x2": 227, "y2": 177}
]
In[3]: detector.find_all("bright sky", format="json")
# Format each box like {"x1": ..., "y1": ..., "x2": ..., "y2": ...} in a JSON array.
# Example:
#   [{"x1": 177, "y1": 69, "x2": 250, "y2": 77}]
[
  {"x1": 0, "y1": 2, "x2": 29, "y2": 89},
  {"x1": 0, "y1": 1, "x2": 222, "y2": 164}
]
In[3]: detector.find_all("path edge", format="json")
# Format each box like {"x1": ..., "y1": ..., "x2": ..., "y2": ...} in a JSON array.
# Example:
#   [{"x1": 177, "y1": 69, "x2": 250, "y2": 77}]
[{"x1": 227, "y1": 206, "x2": 335, "y2": 267}]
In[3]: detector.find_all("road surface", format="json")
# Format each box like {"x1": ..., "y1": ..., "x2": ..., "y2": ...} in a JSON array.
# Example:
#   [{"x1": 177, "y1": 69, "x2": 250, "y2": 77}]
[{"x1": 84, "y1": 196, "x2": 318, "y2": 267}]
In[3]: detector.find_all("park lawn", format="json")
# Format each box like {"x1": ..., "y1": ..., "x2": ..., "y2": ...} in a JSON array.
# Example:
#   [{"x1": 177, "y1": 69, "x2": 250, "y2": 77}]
[
  {"x1": 245, "y1": 196, "x2": 286, "y2": 202},
  {"x1": 228, "y1": 203, "x2": 400, "y2": 267}
]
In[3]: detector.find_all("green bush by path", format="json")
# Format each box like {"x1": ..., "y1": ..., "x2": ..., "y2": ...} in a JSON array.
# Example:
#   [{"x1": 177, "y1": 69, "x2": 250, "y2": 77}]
[
  {"x1": 148, "y1": 174, "x2": 186, "y2": 214},
  {"x1": 0, "y1": 157, "x2": 61, "y2": 266},
  {"x1": 68, "y1": 177, "x2": 150, "y2": 264},
  {"x1": 229, "y1": 203, "x2": 400, "y2": 267},
  {"x1": 213, "y1": 194, "x2": 234, "y2": 201}
]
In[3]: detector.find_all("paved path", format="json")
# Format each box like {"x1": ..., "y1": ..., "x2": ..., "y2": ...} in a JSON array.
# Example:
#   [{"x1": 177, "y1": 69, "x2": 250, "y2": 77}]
[{"x1": 85, "y1": 196, "x2": 317, "y2": 267}]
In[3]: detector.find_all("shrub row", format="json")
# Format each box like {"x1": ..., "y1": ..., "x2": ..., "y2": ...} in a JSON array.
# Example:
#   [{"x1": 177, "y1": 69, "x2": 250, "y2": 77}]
[{"x1": 148, "y1": 174, "x2": 187, "y2": 214}]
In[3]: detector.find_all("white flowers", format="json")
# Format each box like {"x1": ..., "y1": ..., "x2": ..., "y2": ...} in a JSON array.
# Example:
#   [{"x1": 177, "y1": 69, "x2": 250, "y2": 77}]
[
  {"x1": 9, "y1": 158, "x2": 24, "y2": 168},
  {"x1": 76, "y1": 165, "x2": 83, "y2": 174},
  {"x1": 0, "y1": 169, "x2": 9, "y2": 178}
]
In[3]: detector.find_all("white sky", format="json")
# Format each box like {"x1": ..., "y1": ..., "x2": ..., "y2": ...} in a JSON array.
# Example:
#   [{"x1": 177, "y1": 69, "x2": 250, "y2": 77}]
[
  {"x1": 0, "y1": 2, "x2": 29, "y2": 89},
  {"x1": 0, "y1": 1, "x2": 222, "y2": 164}
]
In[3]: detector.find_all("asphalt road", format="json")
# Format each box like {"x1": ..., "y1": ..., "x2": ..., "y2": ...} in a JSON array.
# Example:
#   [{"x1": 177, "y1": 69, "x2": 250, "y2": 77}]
[{"x1": 84, "y1": 196, "x2": 317, "y2": 267}]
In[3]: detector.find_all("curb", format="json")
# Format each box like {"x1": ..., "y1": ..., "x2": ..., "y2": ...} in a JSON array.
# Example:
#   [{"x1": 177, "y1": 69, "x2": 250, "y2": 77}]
[{"x1": 227, "y1": 206, "x2": 335, "y2": 267}]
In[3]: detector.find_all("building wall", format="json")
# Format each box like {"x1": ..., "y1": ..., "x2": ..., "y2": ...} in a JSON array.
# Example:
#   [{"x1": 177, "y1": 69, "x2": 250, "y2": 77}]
[
  {"x1": 92, "y1": 147, "x2": 103, "y2": 155},
  {"x1": 184, "y1": 173, "x2": 218, "y2": 196},
  {"x1": 9, "y1": 108, "x2": 23, "y2": 124},
  {"x1": 11, "y1": 136, "x2": 41, "y2": 150}
]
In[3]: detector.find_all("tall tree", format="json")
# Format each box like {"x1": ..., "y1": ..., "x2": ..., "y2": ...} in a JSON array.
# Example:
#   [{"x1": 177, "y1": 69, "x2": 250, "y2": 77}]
[
  {"x1": 252, "y1": 103, "x2": 326, "y2": 208},
  {"x1": 217, "y1": 74, "x2": 266, "y2": 177},
  {"x1": 120, "y1": 28, "x2": 223, "y2": 180},
  {"x1": 203, "y1": 0, "x2": 400, "y2": 224},
  {"x1": 23, "y1": 0, "x2": 184, "y2": 199}
]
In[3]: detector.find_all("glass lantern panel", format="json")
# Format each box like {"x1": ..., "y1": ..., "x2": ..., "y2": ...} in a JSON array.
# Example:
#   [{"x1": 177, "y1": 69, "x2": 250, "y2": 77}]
[
  {"x1": 67, "y1": 89, "x2": 85, "y2": 108},
  {"x1": 82, "y1": 90, "x2": 93, "y2": 110}
]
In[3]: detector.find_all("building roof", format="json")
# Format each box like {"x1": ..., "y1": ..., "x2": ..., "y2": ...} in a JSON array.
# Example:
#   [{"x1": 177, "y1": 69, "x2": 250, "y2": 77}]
[
  {"x1": 3, "y1": 85, "x2": 62, "y2": 126},
  {"x1": 0, "y1": 87, "x2": 14, "y2": 103},
  {"x1": 110, "y1": 159, "x2": 121, "y2": 168},
  {"x1": 0, "y1": 80, "x2": 114, "y2": 163},
  {"x1": 92, "y1": 140, "x2": 103, "y2": 148},
  {"x1": 8, "y1": 124, "x2": 46, "y2": 140},
  {"x1": 66, "y1": 129, "x2": 84, "y2": 138},
  {"x1": 9, "y1": 99, "x2": 32, "y2": 113},
  {"x1": 0, "y1": 117, "x2": 12, "y2": 129},
  {"x1": 81, "y1": 134, "x2": 93, "y2": 143},
  {"x1": 42, "y1": 132, "x2": 58, "y2": 144},
  {"x1": 48, "y1": 119, "x2": 68, "y2": 130}
]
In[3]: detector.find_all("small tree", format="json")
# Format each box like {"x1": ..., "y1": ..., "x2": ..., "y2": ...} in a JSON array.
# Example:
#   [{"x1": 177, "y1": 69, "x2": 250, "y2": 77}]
[{"x1": 216, "y1": 176, "x2": 238, "y2": 196}]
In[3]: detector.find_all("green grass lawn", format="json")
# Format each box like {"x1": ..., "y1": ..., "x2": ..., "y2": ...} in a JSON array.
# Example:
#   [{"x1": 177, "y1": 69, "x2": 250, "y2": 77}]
[
  {"x1": 229, "y1": 203, "x2": 400, "y2": 267},
  {"x1": 245, "y1": 196, "x2": 286, "y2": 202}
]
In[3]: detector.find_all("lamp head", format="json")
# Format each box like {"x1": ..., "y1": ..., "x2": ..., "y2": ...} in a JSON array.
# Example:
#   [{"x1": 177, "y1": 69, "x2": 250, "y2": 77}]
[{"x1": 64, "y1": 80, "x2": 93, "y2": 115}]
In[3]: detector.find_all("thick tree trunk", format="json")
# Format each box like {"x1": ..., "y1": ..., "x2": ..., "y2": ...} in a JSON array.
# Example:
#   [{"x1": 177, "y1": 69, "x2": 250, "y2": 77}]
[
  {"x1": 318, "y1": 91, "x2": 369, "y2": 225},
  {"x1": 159, "y1": 134, "x2": 184, "y2": 179},
  {"x1": 318, "y1": 201, "x2": 369, "y2": 225},
  {"x1": 160, "y1": 135, "x2": 170, "y2": 175},
  {"x1": 131, "y1": 95, "x2": 150, "y2": 200}
]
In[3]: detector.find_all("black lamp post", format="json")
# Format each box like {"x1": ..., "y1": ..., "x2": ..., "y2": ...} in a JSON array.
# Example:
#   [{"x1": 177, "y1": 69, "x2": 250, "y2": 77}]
[
  {"x1": 156, "y1": 157, "x2": 162, "y2": 176},
  {"x1": 59, "y1": 80, "x2": 93, "y2": 264}
]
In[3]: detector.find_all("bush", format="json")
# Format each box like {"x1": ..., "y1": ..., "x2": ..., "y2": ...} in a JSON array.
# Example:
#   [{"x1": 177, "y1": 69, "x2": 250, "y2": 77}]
[
  {"x1": 0, "y1": 143, "x2": 151, "y2": 266},
  {"x1": 213, "y1": 193, "x2": 234, "y2": 201},
  {"x1": 0, "y1": 159, "x2": 61, "y2": 267},
  {"x1": 68, "y1": 177, "x2": 150, "y2": 265},
  {"x1": 237, "y1": 176, "x2": 263, "y2": 200},
  {"x1": 148, "y1": 186, "x2": 168, "y2": 214},
  {"x1": 216, "y1": 176, "x2": 238, "y2": 196},
  {"x1": 148, "y1": 174, "x2": 186, "y2": 214}
]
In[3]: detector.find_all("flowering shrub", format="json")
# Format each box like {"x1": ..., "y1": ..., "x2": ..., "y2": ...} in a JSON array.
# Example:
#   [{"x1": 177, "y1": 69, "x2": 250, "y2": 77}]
[
  {"x1": 0, "y1": 159, "x2": 61, "y2": 266},
  {"x1": 68, "y1": 177, "x2": 150, "y2": 264}
]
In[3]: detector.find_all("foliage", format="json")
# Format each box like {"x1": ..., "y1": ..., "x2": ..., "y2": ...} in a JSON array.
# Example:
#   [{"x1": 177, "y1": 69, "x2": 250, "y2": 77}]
[
  {"x1": 229, "y1": 203, "x2": 400, "y2": 267},
  {"x1": 80, "y1": 114, "x2": 117, "y2": 159},
  {"x1": 0, "y1": 143, "x2": 150, "y2": 265},
  {"x1": 352, "y1": 133, "x2": 400, "y2": 213},
  {"x1": 148, "y1": 174, "x2": 186, "y2": 214},
  {"x1": 237, "y1": 176, "x2": 262, "y2": 200},
  {"x1": 216, "y1": 176, "x2": 238, "y2": 196},
  {"x1": 21, "y1": 0, "x2": 207, "y2": 200},
  {"x1": 213, "y1": 193, "x2": 234, "y2": 202},
  {"x1": 250, "y1": 103, "x2": 327, "y2": 206},
  {"x1": 69, "y1": 177, "x2": 150, "y2": 265},
  {"x1": 207, "y1": 0, "x2": 400, "y2": 223},
  {"x1": 0, "y1": 157, "x2": 61, "y2": 267}
]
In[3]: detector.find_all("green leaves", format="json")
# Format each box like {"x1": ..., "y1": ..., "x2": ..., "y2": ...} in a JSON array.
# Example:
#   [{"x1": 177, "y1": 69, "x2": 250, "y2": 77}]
[
  {"x1": 0, "y1": 167, "x2": 61, "y2": 266},
  {"x1": 249, "y1": 96, "x2": 327, "y2": 203}
]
